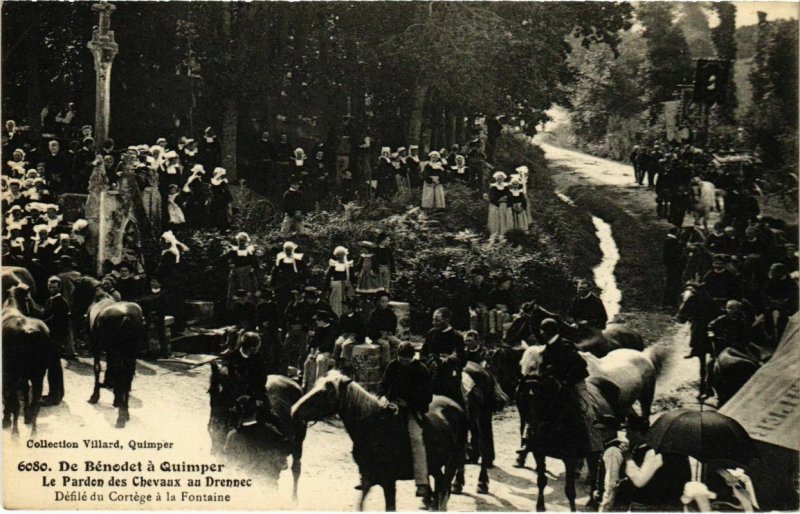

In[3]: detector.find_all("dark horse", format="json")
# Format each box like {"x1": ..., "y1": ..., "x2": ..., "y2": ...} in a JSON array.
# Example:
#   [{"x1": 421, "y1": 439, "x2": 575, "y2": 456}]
[
  {"x1": 292, "y1": 370, "x2": 467, "y2": 511},
  {"x1": 517, "y1": 346, "x2": 620, "y2": 512},
  {"x1": 427, "y1": 355, "x2": 508, "y2": 495},
  {"x1": 208, "y1": 364, "x2": 307, "y2": 500},
  {"x1": 711, "y1": 346, "x2": 762, "y2": 406},
  {"x1": 2, "y1": 289, "x2": 50, "y2": 436},
  {"x1": 86, "y1": 293, "x2": 146, "y2": 428}
]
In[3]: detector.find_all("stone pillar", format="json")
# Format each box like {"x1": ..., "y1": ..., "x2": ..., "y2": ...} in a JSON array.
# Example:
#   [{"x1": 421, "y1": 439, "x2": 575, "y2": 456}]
[{"x1": 87, "y1": 2, "x2": 118, "y2": 151}]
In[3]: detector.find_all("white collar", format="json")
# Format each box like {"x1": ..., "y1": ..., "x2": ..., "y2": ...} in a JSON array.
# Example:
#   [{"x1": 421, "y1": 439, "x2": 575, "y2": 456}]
[
  {"x1": 546, "y1": 335, "x2": 560, "y2": 346},
  {"x1": 441, "y1": 326, "x2": 453, "y2": 333},
  {"x1": 232, "y1": 245, "x2": 255, "y2": 256}
]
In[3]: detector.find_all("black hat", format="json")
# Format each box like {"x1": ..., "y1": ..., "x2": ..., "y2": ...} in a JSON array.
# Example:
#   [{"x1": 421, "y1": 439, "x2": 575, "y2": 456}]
[
  {"x1": 304, "y1": 286, "x2": 319, "y2": 295},
  {"x1": 58, "y1": 255, "x2": 75, "y2": 267},
  {"x1": 313, "y1": 310, "x2": 335, "y2": 323},
  {"x1": 234, "y1": 289, "x2": 249, "y2": 297},
  {"x1": 397, "y1": 341, "x2": 416, "y2": 358}
]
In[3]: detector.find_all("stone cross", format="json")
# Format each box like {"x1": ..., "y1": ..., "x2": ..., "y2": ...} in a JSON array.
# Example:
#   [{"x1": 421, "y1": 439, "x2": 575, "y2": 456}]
[{"x1": 87, "y1": 2, "x2": 118, "y2": 151}]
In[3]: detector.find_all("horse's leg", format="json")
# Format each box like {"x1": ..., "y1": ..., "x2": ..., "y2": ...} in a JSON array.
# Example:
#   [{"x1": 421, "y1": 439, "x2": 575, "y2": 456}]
[
  {"x1": 477, "y1": 411, "x2": 491, "y2": 494},
  {"x1": 585, "y1": 452, "x2": 600, "y2": 510},
  {"x1": 356, "y1": 479, "x2": 372, "y2": 512},
  {"x1": 290, "y1": 436, "x2": 304, "y2": 502},
  {"x1": 29, "y1": 367, "x2": 46, "y2": 436},
  {"x1": 379, "y1": 481, "x2": 396, "y2": 512},
  {"x1": 453, "y1": 464, "x2": 464, "y2": 495},
  {"x1": 564, "y1": 457, "x2": 578, "y2": 512},
  {"x1": 534, "y1": 452, "x2": 547, "y2": 512},
  {"x1": 88, "y1": 355, "x2": 101, "y2": 404}
]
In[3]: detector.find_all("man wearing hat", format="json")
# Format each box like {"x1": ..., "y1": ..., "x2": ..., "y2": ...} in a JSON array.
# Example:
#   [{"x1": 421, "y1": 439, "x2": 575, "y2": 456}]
[
  {"x1": 231, "y1": 288, "x2": 256, "y2": 331},
  {"x1": 568, "y1": 279, "x2": 608, "y2": 335},
  {"x1": 703, "y1": 255, "x2": 741, "y2": 306},
  {"x1": 41, "y1": 276, "x2": 70, "y2": 405},
  {"x1": 375, "y1": 147, "x2": 396, "y2": 200},
  {"x1": 377, "y1": 341, "x2": 433, "y2": 505},
  {"x1": 281, "y1": 178, "x2": 306, "y2": 236},
  {"x1": 282, "y1": 287, "x2": 309, "y2": 374},
  {"x1": 44, "y1": 140, "x2": 69, "y2": 191},
  {"x1": 72, "y1": 137, "x2": 96, "y2": 193},
  {"x1": 302, "y1": 310, "x2": 338, "y2": 392}
]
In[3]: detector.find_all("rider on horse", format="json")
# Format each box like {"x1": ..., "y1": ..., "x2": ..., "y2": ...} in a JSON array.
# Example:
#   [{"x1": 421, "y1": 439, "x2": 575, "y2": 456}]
[
  {"x1": 531, "y1": 318, "x2": 603, "y2": 454},
  {"x1": 376, "y1": 341, "x2": 434, "y2": 506},
  {"x1": 221, "y1": 332, "x2": 285, "y2": 439}
]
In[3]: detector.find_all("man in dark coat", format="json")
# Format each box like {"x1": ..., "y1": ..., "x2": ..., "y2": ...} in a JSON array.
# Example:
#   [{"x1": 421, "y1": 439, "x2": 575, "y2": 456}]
[
  {"x1": 377, "y1": 341, "x2": 433, "y2": 503},
  {"x1": 43, "y1": 140, "x2": 70, "y2": 192},
  {"x1": 302, "y1": 310, "x2": 338, "y2": 391},
  {"x1": 703, "y1": 256, "x2": 741, "y2": 305},
  {"x1": 137, "y1": 278, "x2": 169, "y2": 358},
  {"x1": 281, "y1": 178, "x2": 306, "y2": 236},
  {"x1": 506, "y1": 300, "x2": 560, "y2": 346},
  {"x1": 421, "y1": 307, "x2": 465, "y2": 363},
  {"x1": 662, "y1": 227, "x2": 686, "y2": 308},
  {"x1": 41, "y1": 276, "x2": 70, "y2": 405},
  {"x1": 707, "y1": 300, "x2": 751, "y2": 356},
  {"x1": 568, "y1": 280, "x2": 608, "y2": 331}
]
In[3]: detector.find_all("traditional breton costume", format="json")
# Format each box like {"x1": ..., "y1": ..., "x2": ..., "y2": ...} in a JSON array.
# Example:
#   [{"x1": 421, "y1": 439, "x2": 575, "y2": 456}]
[
  {"x1": 356, "y1": 241, "x2": 383, "y2": 294},
  {"x1": 487, "y1": 172, "x2": 512, "y2": 235},
  {"x1": 421, "y1": 152, "x2": 446, "y2": 209},
  {"x1": 209, "y1": 167, "x2": 233, "y2": 229},
  {"x1": 508, "y1": 177, "x2": 530, "y2": 231},
  {"x1": 325, "y1": 246, "x2": 354, "y2": 317},
  {"x1": 224, "y1": 235, "x2": 260, "y2": 310}
]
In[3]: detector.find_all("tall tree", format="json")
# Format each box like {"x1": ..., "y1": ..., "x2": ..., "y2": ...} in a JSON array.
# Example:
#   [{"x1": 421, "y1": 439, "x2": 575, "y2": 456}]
[
  {"x1": 637, "y1": 2, "x2": 694, "y2": 107},
  {"x1": 710, "y1": 2, "x2": 738, "y2": 123},
  {"x1": 678, "y1": 3, "x2": 716, "y2": 58}
]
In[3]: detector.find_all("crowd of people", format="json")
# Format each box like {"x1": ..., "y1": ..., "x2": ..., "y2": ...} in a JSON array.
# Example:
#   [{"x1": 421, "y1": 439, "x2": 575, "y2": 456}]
[{"x1": 633, "y1": 140, "x2": 800, "y2": 401}]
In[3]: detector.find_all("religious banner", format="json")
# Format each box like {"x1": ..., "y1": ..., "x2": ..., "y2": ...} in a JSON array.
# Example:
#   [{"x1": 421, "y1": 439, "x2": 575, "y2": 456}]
[{"x1": 663, "y1": 100, "x2": 681, "y2": 142}]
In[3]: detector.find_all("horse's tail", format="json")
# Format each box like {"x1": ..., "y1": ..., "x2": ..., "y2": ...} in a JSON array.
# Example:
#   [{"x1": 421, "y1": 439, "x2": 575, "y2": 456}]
[{"x1": 643, "y1": 343, "x2": 668, "y2": 377}]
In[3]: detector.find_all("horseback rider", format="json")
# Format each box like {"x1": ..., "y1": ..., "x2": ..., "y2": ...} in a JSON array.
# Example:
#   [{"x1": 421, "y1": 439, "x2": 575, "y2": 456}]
[
  {"x1": 221, "y1": 332, "x2": 284, "y2": 438},
  {"x1": 568, "y1": 280, "x2": 608, "y2": 336},
  {"x1": 538, "y1": 318, "x2": 603, "y2": 453},
  {"x1": 377, "y1": 341, "x2": 433, "y2": 506}
]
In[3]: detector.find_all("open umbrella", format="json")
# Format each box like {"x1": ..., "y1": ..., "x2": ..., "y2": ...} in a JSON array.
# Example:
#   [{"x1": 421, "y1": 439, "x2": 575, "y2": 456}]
[{"x1": 645, "y1": 409, "x2": 758, "y2": 463}]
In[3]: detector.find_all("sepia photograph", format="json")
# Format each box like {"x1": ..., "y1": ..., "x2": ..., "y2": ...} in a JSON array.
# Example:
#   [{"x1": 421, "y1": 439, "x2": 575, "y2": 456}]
[{"x1": 1, "y1": 1, "x2": 798, "y2": 511}]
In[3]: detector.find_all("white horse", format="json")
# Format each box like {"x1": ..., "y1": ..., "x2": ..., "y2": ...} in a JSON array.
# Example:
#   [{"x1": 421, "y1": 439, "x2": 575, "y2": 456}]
[
  {"x1": 690, "y1": 177, "x2": 717, "y2": 230},
  {"x1": 520, "y1": 347, "x2": 658, "y2": 418}
]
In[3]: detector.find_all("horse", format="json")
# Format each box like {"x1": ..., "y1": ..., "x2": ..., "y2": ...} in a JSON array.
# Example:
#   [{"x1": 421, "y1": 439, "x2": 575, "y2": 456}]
[
  {"x1": 2, "y1": 266, "x2": 36, "y2": 298},
  {"x1": 517, "y1": 345, "x2": 661, "y2": 511},
  {"x1": 690, "y1": 177, "x2": 717, "y2": 229},
  {"x1": 2, "y1": 288, "x2": 50, "y2": 436},
  {"x1": 291, "y1": 370, "x2": 467, "y2": 511},
  {"x1": 572, "y1": 323, "x2": 645, "y2": 357},
  {"x1": 484, "y1": 343, "x2": 528, "y2": 401},
  {"x1": 428, "y1": 355, "x2": 508, "y2": 495},
  {"x1": 86, "y1": 292, "x2": 146, "y2": 428},
  {"x1": 677, "y1": 284, "x2": 722, "y2": 396},
  {"x1": 208, "y1": 364, "x2": 307, "y2": 500},
  {"x1": 710, "y1": 346, "x2": 762, "y2": 406}
]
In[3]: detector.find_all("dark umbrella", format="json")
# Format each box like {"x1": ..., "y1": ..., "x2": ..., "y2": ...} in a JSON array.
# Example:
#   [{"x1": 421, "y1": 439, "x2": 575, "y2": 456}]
[{"x1": 645, "y1": 409, "x2": 758, "y2": 463}]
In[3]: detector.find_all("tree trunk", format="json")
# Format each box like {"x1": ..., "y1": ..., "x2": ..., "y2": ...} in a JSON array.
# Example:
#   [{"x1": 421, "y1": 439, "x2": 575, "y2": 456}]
[
  {"x1": 407, "y1": 84, "x2": 429, "y2": 146},
  {"x1": 221, "y1": 6, "x2": 238, "y2": 179},
  {"x1": 456, "y1": 113, "x2": 466, "y2": 144},
  {"x1": 447, "y1": 111, "x2": 458, "y2": 148}
]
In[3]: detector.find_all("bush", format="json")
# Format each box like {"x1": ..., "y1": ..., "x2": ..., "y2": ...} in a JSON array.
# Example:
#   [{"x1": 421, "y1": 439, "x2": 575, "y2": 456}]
[{"x1": 175, "y1": 133, "x2": 591, "y2": 335}]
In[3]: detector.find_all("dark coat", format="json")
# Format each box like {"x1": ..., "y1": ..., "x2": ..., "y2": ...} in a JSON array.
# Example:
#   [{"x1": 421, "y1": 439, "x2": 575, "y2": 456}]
[
  {"x1": 568, "y1": 293, "x2": 608, "y2": 329},
  {"x1": 43, "y1": 294, "x2": 70, "y2": 342},
  {"x1": 377, "y1": 359, "x2": 432, "y2": 414},
  {"x1": 421, "y1": 327, "x2": 465, "y2": 362},
  {"x1": 540, "y1": 336, "x2": 588, "y2": 386}
]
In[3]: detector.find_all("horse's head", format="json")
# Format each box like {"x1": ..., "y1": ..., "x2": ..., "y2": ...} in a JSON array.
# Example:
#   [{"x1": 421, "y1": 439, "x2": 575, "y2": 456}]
[
  {"x1": 291, "y1": 370, "x2": 351, "y2": 423},
  {"x1": 520, "y1": 345, "x2": 545, "y2": 377}
]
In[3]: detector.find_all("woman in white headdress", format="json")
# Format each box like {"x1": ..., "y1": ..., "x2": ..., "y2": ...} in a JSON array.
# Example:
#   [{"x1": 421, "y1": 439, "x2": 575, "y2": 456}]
[
  {"x1": 421, "y1": 151, "x2": 447, "y2": 209},
  {"x1": 222, "y1": 232, "x2": 260, "y2": 310},
  {"x1": 508, "y1": 176, "x2": 530, "y2": 231},
  {"x1": 325, "y1": 246, "x2": 354, "y2": 317},
  {"x1": 487, "y1": 171, "x2": 512, "y2": 235}
]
